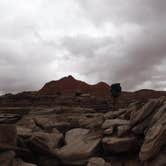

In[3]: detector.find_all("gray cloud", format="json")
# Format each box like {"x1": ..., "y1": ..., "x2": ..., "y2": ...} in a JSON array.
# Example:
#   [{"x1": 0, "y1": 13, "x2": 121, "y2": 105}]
[{"x1": 0, "y1": 0, "x2": 166, "y2": 94}]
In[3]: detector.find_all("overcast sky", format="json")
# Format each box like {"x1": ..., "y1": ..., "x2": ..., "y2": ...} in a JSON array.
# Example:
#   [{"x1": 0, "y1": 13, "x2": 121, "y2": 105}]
[{"x1": 0, "y1": 0, "x2": 166, "y2": 94}]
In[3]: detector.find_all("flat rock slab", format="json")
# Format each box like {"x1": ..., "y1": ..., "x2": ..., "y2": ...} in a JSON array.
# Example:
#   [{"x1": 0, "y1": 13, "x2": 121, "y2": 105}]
[
  {"x1": 56, "y1": 128, "x2": 101, "y2": 165},
  {"x1": 34, "y1": 117, "x2": 70, "y2": 132},
  {"x1": 102, "y1": 119, "x2": 130, "y2": 129}
]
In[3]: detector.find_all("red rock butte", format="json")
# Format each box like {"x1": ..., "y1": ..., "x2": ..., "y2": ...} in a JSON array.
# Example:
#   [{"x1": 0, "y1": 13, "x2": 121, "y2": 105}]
[{"x1": 38, "y1": 75, "x2": 111, "y2": 97}]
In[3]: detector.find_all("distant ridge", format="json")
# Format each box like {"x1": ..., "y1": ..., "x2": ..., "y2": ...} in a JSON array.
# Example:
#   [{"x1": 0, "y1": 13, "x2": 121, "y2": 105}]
[{"x1": 37, "y1": 75, "x2": 110, "y2": 97}]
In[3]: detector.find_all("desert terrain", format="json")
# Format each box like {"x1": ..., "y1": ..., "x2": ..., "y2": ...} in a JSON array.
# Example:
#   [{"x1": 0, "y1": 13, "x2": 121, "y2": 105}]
[{"x1": 0, "y1": 75, "x2": 165, "y2": 166}]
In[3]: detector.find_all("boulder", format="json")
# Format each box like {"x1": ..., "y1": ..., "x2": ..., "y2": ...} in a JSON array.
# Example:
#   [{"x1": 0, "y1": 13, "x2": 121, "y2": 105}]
[
  {"x1": 87, "y1": 157, "x2": 111, "y2": 166},
  {"x1": 78, "y1": 114, "x2": 104, "y2": 129},
  {"x1": 0, "y1": 124, "x2": 17, "y2": 151},
  {"x1": 124, "y1": 158, "x2": 141, "y2": 166},
  {"x1": 0, "y1": 151, "x2": 15, "y2": 166},
  {"x1": 17, "y1": 126, "x2": 32, "y2": 138},
  {"x1": 55, "y1": 128, "x2": 101, "y2": 165},
  {"x1": 17, "y1": 118, "x2": 39, "y2": 131},
  {"x1": 0, "y1": 113, "x2": 22, "y2": 124},
  {"x1": 34, "y1": 117, "x2": 70, "y2": 132},
  {"x1": 130, "y1": 99, "x2": 160, "y2": 127},
  {"x1": 139, "y1": 122, "x2": 166, "y2": 161},
  {"x1": 132, "y1": 115, "x2": 152, "y2": 135},
  {"x1": 104, "y1": 109, "x2": 126, "y2": 119},
  {"x1": 38, "y1": 156, "x2": 60, "y2": 166},
  {"x1": 117, "y1": 125, "x2": 130, "y2": 137},
  {"x1": 27, "y1": 131, "x2": 63, "y2": 156},
  {"x1": 102, "y1": 136, "x2": 138, "y2": 153},
  {"x1": 139, "y1": 104, "x2": 166, "y2": 161},
  {"x1": 149, "y1": 103, "x2": 166, "y2": 126},
  {"x1": 15, "y1": 159, "x2": 37, "y2": 166},
  {"x1": 103, "y1": 127, "x2": 114, "y2": 136},
  {"x1": 144, "y1": 149, "x2": 166, "y2": 166},
  {"x1": 102, "y1": 119, "x2": 130, "y2": 129}
]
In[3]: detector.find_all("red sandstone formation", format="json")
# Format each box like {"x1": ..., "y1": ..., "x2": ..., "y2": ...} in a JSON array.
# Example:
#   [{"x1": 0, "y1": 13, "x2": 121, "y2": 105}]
[{"x1": 38, "y1": 75, "x2": 110, "y2": 97}]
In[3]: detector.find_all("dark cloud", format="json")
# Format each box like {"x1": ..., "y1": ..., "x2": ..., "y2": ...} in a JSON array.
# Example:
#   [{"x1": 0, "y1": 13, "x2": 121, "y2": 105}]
[
  {"x1": 61, "y1": 27, "x2": 166, "y2": 90},
  {"x1": 78, "y1": 0, "x2": 166, "y2": 25}
]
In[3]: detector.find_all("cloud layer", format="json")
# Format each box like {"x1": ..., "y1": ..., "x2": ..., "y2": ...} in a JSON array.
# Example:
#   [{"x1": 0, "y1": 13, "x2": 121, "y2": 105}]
[{"x1": 0, "y1": 0, "x2": 166, "y2": 94}]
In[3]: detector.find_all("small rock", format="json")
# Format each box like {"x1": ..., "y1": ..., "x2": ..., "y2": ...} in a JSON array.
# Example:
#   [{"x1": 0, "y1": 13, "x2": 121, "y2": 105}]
[
  {"x1": 104, "y1": 127, "x2": 114, "y2": 135},
  {"x1": 17, "y1": 126, "x2": 32, "y2": 138},
  {"x1": 87, "y1": 157, "x2": 110, "y2": 166},
  {"x1": 117, "y1": 125, "x2": 130, "y2": 137}
]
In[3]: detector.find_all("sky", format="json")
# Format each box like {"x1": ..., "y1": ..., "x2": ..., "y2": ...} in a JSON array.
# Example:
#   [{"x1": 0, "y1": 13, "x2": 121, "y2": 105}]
[{"x1": 0, "y1": 0, "x2": 166, "y2": 94}]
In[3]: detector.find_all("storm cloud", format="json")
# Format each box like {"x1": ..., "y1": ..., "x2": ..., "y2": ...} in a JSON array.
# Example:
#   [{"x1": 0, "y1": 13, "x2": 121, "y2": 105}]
[{"x1": 0, "y1": 0, "x2": 166, "y2": 94}]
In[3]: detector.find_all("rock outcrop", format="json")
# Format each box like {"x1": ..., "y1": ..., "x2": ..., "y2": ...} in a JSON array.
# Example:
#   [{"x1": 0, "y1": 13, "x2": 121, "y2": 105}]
[{"x1": 0, "y1": 96, "x2": 165, "y2": 165}]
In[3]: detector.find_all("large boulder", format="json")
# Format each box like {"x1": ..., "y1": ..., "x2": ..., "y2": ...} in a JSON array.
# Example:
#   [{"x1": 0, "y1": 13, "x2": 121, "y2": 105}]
[
  {"x1": 139, "y1": 112, "x2": 166, "y2": 161},
  {"x1": 56, "y1": 128, "x2": 101, "y2": 165},
  {"x1": 102, "y1": 136, "x2": 138, "y2": 153},
  {"x1": 130, "y1": 99, "x2": 161, "y2": 127}
]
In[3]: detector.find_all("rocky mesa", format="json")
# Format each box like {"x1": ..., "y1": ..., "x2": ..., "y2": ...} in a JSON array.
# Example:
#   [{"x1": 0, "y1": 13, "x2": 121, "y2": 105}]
[{"x1": 38, "y1": 75, "x2": 110, "y2": 97}]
